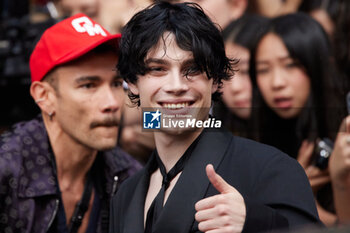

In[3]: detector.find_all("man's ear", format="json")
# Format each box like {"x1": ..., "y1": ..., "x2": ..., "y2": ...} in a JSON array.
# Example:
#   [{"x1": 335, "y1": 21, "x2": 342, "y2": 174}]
[
  {"x1": 229, "y1": 0, "x2": 248, "y2": 20},
  {"x1": 127, "y1": 82, "x2": 139, "y2": 95},
  {"x1": 211, "y1": 82, "x2": 218, "y2": 94},
  {"x1": 30, "y1": 81, "x2": 57, "y2": 115}
]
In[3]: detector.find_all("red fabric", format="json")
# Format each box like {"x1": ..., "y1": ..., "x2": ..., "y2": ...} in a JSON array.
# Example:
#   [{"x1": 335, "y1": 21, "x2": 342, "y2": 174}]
[{"x1": 30, "y1": 13, "x2": 121, "y2": 82}]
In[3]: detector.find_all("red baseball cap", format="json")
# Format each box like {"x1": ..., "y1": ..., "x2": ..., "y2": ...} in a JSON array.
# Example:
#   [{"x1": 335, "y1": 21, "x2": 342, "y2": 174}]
[{"x1": 30, "y1": 13, "x2": 121, "y2": 82}]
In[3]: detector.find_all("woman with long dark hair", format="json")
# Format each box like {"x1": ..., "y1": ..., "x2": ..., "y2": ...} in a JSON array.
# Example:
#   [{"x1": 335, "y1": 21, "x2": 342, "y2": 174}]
[{"x1": 250, "y1": 13, "x2": 346, "y2": 226}]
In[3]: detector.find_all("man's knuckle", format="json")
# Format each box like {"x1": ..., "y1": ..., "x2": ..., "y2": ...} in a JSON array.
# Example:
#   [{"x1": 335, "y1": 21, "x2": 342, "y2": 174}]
[
  {"x1": 222, "y1": 215, "x2": 232, "y2": 223},
  {"x1": 216, "y1": 205, "x2": 228, "y2": 215}
]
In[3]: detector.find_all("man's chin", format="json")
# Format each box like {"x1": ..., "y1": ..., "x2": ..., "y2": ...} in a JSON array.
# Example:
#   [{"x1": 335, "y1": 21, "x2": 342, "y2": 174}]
[
  {"x1": 91, "y1": 139, "x2": 118, "y2": 151},
  {"x1": 157, "y1": 126, "x2": 197, "y2": 136},
  {"x1": 94, "y1": 145, "x2": 117, "y2": 151}
]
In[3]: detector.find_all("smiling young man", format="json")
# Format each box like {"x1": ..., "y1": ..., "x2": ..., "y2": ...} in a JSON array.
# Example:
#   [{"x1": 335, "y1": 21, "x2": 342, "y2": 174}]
[
  {"x1": 0, "y1": 14, "x2": 141, "y2": 233},
  {"x1": 109, "y1": 2, "x2": 321, "y2": 233}
]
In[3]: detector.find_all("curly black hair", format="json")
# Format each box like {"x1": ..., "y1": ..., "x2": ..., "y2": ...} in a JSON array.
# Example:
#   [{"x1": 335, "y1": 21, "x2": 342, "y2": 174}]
[{"x1": 117, "y1": 1, "x2": 236, "y2": 105}]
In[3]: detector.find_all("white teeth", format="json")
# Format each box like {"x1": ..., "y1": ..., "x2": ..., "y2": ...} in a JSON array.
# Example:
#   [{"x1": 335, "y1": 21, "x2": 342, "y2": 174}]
[{"x1": 162, "y1": 102, "x2": 189, "y2": 109}]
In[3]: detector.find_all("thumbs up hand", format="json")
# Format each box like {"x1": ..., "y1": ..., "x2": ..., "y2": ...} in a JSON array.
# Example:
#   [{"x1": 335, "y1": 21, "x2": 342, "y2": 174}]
[{"x1": 195, "y1": 164, "x2": 246, "y2": 233}]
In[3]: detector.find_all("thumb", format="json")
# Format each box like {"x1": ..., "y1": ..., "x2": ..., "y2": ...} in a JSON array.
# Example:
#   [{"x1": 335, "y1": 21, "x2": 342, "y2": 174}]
[
  {"x1": 206, "y1": 164, "x2": 233, "y2": 194},
  {"x1": 338, "y1": 115, "x2": 350, "y2": 134}
]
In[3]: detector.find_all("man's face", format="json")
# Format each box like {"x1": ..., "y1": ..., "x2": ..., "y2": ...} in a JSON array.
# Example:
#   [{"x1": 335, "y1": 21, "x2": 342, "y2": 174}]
[
  {"x1": 52, "y1": 52, "x2": 124, "y2": 150},
  {"x1": 59, "y1": 0, "x2": 99, "y2": 20},
  {"x1": 129, "y1": 33, "x2": 217, "y2": 134}
]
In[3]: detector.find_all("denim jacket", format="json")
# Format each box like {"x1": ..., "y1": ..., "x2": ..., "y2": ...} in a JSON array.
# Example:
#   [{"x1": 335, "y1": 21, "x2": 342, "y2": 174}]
[{"x1": 0, "y1": 115, "x2": 141, "y2": 233}]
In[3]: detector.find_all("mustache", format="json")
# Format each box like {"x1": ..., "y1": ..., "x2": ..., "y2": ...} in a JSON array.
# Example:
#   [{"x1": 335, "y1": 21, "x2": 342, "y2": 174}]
[{"x1": 90, "y1": 118, "x2": 120, "y2": 129}]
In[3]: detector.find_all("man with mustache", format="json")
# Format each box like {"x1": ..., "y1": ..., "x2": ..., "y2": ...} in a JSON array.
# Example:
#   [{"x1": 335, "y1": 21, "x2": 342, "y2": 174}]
[{"x1": 0, "y1": 14, "x2": 141, "y2": 233}]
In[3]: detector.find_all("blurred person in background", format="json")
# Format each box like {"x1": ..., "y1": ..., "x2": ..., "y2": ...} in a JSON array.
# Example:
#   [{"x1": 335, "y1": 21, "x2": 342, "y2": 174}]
[
  {"x1": 248, "y1": 0, "x2": 302, "y2": 17},
  {"x1": 153, "y1": 0, "x2": 248, "y2": 30},
  {"x1": 55, "y1": 0, "x2": 100, "y2": 20},
  {"x1": 53, "y1": 0, "x2": 152, "y2": 33},
  {"x1": 332, "y1": 0, "x2": 350, "y2": 98},
  {"x1": 213, "y1": 14, "x2": 268, "y2": 137},
  {"x1": 0, "y1": 0, "x2": 59, "y2": 132},
  {"x1": 299, "y1": 0, "x2": 342, "y2": 39},
  {"x1": 98, "y1": 0, "x2": 152, "y2": 33},
  {"x1": 250, "y1": 13, "x2": 347, "y2": 226},
  {"x1": 118, "y1": 98, "x2": 156, "y2": 164},
  {"x1": 0, "y1": 14, "x2": 141, "y2": 233},
  {"x1": 178, "y1": 0, "x2": 248, "y2": 29}
]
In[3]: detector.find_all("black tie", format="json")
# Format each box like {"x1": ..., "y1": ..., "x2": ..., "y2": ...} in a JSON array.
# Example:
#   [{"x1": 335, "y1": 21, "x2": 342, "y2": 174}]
[{"x1": 144, "y1": 135, "x2": 201, "y2": 233}]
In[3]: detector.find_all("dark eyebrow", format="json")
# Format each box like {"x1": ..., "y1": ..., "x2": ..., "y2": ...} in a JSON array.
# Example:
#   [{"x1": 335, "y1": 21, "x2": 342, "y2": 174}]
[
  {"x1": 181, "y1": 59, "x2": 196, "y2": 67},
  {"x1": 144, "y1": 58, "x2": 197, "y2": 69},
  {"x1": 113, "y1": 75, "x2": 123, "y2": 80},
  {"x1": 145, "y1": 58, "x2": 169, "y2": 65},
  {"x1": 75, "y1": 76, "x2": 101, "y2": 84}
]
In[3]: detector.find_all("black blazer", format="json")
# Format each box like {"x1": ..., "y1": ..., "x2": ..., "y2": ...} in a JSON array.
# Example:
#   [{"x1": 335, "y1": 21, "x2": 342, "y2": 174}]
[{"x1": 110, "y1": 129, "x2": 320, "y2": 233}]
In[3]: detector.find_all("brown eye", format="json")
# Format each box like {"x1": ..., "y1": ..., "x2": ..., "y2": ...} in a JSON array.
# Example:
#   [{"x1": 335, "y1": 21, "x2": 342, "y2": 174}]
[
  {"x1": 146, "y1": 66, "x2": 167, "y2": 76},
  {"x1": 183, "y1": 66, "x2": 201, "y2": 77},
  {"x1": 112, "y1": 80, "x2": 123, "y2": 87},
  {"x1": 81, "y1": 83, "x2": 95, "y2": 89}
]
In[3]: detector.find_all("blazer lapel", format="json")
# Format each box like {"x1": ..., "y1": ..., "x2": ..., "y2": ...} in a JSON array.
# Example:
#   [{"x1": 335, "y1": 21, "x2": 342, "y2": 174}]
[
  {"x1": 154, "y1": 129, "x2": 233, "y2": 233},
  {"x1": 123, "y1": 159, "x2": 155, "y2": 233}
]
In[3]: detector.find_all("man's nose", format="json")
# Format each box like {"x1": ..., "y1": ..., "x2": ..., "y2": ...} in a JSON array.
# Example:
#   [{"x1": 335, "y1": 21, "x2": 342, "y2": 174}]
[
  {"x1": 100, "y1": 86, "x2": 123, "y2": 113},
  {"x1": 163, "y1": 71, "x2": 189, "y2": 95}
]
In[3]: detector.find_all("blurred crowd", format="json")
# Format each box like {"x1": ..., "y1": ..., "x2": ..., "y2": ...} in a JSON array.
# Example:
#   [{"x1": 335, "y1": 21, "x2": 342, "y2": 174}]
[{"x1": 1, "y1": 0, "x2": 350, "y2": 229}]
